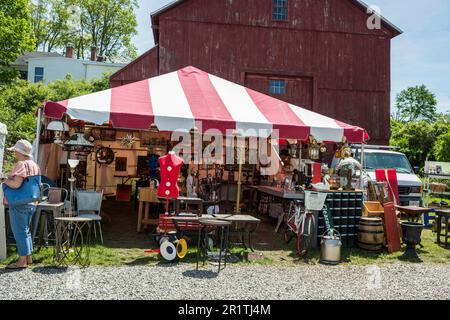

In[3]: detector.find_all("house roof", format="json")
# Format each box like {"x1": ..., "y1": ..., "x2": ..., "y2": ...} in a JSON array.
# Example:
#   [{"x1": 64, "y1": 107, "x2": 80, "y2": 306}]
[
  {"x1": 11, "y1": 51, "x2": 63, "y2": 67},
  {"x1": 150, "y1": 0, "x2": 402, "y2": 43}
]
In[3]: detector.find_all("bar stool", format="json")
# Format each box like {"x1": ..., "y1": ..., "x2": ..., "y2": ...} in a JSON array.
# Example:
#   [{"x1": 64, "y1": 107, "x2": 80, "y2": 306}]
[
  {"x1": 435, "y1": 209, "x2": 450, "y2": 248},
  {"x1": 32, "y1": 187, "x2": 68, "y2": 247},
  {"x1": 196, "y1": 218, "x2": 231, "y2": 274}
]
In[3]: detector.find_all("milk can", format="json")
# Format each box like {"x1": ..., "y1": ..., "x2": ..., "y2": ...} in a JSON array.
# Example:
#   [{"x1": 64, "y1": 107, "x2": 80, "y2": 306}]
[{"x1": 320, "y1": 230, "x2": 342, "y2": 265}]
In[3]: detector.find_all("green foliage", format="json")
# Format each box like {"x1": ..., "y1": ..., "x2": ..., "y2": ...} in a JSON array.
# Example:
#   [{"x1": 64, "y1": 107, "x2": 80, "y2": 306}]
[
  {"x1": 28, "y1": 0, "x2": 138, "y2": 62},
  {"x1": 29, "y1": 0, "x2": 73, "y2": 52},
  {"x1": 78, "y1": 0, "x2": 138, "y2": 61},
  {"x1": 390, "y1": 120, "x2": 436, "y2": 167},
  {"x1": 394, "y1": 85, "x2": 438, "y2": 122},
  {"x1": 0, "y1": 74, "x2": 110, "y2": 171},
  {"x1": 0, "y1": 0, "x2": 36, "y2": 83},
  {"x1": 434, "y1": 131, "x2": 450, "y2": 162},
  {"x1": 390, "y1": 85, "x2": 449, "y2": 169}
]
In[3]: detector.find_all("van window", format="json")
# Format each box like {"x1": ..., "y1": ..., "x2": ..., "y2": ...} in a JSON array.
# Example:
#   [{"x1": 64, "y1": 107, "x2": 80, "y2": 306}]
[{"x1": 364, "y1": 153, "x2": 413, "y2": 174}]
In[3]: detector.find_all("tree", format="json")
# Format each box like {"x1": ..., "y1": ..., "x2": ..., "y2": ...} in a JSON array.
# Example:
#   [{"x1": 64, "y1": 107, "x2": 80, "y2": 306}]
[
  {"x1": 434, "y1": 132, "x2": 450, "y2": 162},
  {"x1": 0, "y1": 74, "x2": 111, "y2": 171},
  {"x1": 78, "y1": 0, "x2": 138, "y2": 62},
  {"x1": 0, "y1": 0, "x2": 36, "y2": 82},
  {"x1": 433, "y1": 114, "x2": 450, "y2": 161},
  {"x1": 28, "y1": 0, "x2": 138, "y2": 62},
  {"x1": 29, "y1": 0, "x2": 72, "y2": 52},
  {"x1": 394, "y1": 85, "x2": 437, "y2": 122},
  {"x1": 390, "y1": 120, "x2": 435, "y2": 167}
]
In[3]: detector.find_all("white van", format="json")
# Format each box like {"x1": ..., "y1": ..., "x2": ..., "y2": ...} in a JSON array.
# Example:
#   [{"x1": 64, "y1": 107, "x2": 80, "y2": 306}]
[{"x1": 353, "y1": 146, "x2": 423, "y2": 206}]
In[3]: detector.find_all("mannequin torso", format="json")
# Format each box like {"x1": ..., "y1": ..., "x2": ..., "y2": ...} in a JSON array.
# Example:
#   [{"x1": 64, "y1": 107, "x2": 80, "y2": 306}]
[{"x1": 158, "y1": 152, "x2": 184, "y2": 199}]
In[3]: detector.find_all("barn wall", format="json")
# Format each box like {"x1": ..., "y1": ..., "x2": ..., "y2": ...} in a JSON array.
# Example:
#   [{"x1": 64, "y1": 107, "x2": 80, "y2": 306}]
[
  {"x1": 113, "y1": 0, "x2": 396, "y2": 144},
  {"x1": 158, "y1": 17, "x2": 391, "y2": 143},
  {"x1": 110, "y1": 46, "x2": 159, "y2": 88}
]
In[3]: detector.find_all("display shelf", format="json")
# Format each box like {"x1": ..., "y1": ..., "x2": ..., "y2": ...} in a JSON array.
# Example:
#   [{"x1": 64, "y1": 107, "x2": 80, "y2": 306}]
[{"x1": 316, "y1": 191, "x2": 364, "y2": 248}]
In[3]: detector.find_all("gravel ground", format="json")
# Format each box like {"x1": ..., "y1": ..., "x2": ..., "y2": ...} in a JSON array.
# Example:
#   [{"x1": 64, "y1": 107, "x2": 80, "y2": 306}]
[{"x1": 0, "y1": 263, "x2": 449, "y2": 300}]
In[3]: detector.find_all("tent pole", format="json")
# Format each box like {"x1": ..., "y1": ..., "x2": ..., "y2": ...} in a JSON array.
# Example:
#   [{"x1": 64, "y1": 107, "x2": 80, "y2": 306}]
[
  {"x1": 235, "y1": 162, "x2": 242, "y2": 214},
  {"x1": 360, "y1": 132, "x2": 365, "y2": 190},
  {"x1": 34, "y1": 106, "x2": 43, "y2": 161}
]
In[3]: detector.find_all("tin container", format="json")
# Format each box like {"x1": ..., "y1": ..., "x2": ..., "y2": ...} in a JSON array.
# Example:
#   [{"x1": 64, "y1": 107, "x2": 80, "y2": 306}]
[{"x1": 320, "y1": 230, "x2": 342, "y2": 265}]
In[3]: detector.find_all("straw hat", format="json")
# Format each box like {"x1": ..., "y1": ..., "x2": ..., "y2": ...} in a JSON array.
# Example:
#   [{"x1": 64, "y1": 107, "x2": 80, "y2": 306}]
[{"x1": 7, "y1": 139, "x2": 33, "y2": 158}]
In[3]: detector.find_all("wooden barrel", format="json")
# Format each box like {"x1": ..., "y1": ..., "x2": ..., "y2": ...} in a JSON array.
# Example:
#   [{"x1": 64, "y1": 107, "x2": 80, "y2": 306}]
[{"x1": 357, "y1": 217, "x2": 385, "y2": 252}]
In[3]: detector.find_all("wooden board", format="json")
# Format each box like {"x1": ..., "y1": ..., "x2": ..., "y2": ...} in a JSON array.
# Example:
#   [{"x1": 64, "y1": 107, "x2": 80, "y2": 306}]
[{"x1": 383, "y1": 202, "x2": 401, "y2": 253}]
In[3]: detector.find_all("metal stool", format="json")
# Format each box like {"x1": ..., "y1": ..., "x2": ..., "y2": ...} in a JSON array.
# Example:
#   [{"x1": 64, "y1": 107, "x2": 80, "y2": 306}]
[
  {"x1": 53, "y1": 217, "x2": 94, "y2": 267},
  {"x1": 196, "y1": 218, "x2": 231, "y2": 273}
]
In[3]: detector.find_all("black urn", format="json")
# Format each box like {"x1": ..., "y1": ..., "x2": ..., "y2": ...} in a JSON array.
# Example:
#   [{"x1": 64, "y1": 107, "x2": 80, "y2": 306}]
[{"x1": 400, "y1": 222, "x2": 424, "y2": 259}]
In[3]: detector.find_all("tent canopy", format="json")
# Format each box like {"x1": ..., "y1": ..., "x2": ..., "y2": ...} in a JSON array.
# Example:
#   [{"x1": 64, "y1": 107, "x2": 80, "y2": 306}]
[{"x1": 43, "y1": 66, "x2": 367, "y2": 143}]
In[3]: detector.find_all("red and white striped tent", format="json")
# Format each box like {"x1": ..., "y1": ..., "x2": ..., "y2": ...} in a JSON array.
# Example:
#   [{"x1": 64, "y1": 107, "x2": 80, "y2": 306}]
[{"x1": 43, "y1": 66, "x2": 367, "y2": 143}]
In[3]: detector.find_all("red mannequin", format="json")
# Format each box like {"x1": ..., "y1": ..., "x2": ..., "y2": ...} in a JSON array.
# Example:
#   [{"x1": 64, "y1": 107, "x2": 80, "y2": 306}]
[{"x1": 157, "y1": 151, "x2": 184, "y2": 199}]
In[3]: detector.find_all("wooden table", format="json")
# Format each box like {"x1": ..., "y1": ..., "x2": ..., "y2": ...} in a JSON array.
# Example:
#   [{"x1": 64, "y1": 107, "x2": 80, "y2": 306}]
[
  {"x1": 396, "y1": 206, "x2": 432, "y2": 223},
  {"x1": 249, "y1": 186, "x2": 304, "y2": 217},
  {"x1": 252, "y1": 186, "x2": 305, "y2": 200}
]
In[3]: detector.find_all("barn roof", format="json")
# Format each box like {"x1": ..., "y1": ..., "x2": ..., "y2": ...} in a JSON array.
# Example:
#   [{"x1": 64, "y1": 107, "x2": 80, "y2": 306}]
[{"x1": 151, "y1": 0, "x2": 402, "y2": 43}]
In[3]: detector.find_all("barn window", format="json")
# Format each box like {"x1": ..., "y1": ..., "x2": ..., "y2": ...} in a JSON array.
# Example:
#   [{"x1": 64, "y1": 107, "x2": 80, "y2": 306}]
[
  {"x1": 273, "y1": 0, "x2": 287, "y2": 21},
  {"x1": 269, "y1": 79, "x2": 286, "y2": 94}
]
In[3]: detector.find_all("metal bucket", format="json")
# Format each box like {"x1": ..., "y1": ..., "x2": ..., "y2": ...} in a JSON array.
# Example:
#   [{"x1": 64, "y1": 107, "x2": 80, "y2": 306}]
[{"x1": 320, "y1": 230, "x2": 342, "y2": 265}]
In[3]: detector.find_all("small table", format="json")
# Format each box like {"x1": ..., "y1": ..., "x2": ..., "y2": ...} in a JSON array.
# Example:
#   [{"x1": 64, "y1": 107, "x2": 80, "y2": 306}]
[
  {"x1": 175, "y1": 197, "x2": 203, "y2": 215},
  {"x1": 53, "y1": 217, "x2": 94, "y2": 267},
  {"x1": 164, "y1": 214, "x2": 261, "y2": 251},
  {"x1": 396, "y1": 206, "x2": 431, "y2": 223},
  {"x1": 214, "y1": 214, "x2": 261, "y2": 251},
  {"x1": 196, "y1": 218, "x2": 232, "y2": 274},
  {"x1": 435, "y1": 209, "x2": 450, "y2": 248}
]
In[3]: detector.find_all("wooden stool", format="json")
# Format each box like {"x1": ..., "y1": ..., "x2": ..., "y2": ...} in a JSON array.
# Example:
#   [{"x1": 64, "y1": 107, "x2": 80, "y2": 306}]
[
  {"x1": 137, "y1": 187, "x2": 159, "y2": 232},
  {"x1": 435, "y1": 209, "x2": 450, "y2": 248}
]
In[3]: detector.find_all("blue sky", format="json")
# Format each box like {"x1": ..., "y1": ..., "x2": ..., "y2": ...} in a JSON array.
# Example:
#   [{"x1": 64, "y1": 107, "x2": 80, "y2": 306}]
[{"x1": 133, "y1": 0, "x2": 450, "y2": 113}]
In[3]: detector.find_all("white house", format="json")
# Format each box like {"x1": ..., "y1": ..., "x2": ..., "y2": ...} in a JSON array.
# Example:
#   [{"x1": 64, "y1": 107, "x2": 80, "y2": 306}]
[{"x1": 12, "y1": 47, "x2": 126, "y2": 84}]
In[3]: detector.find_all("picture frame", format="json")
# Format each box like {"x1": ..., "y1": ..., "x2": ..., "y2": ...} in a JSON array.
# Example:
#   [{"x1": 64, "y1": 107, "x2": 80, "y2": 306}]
[
  {"x1": 90, "y1": 128, "x2": 102, "y2": 141},
  {"x1": 140, "y1": 131, "x2": 170, "y2": 148},
  {"x1": 115, "y1": 157, "x2": 128, "y2": 173},
  {"x1": 100, "y1": 128, "x2": 116, "y2": 141}
]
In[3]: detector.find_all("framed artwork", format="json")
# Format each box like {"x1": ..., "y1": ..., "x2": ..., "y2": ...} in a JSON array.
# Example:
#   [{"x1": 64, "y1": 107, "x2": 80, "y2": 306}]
[
  {"x1": 90, "y1": 128, "x2": 102, "y2": 141},
  {"x1": 140, "y1": 132, "x2": 170, "y2": 148},
  {"x1": 100, "y1": 129, "x2": 116, "y2": 141},
  {"x1": 137, "y1": 156, "x2": 149, "y2": 176},
  {"x1": 115, "y1": 157, "x2": 128, "y2": 172}
]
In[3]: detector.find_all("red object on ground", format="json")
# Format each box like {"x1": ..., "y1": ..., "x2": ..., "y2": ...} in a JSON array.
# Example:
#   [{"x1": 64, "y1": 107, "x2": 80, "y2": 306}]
[
  {"x1": 312, "y1": 162, "x2": 322, "y2": 184},
  {"x1": 383, "y1": 202, "x2": 401, "y2": 253},
  {"x1": 144, "y1": 249, "x2": 160, "y2": 254},
  {"x1": 375, "y1": 169, "x2": 400, "y2": 205},
  {"x1": 116, "y1": 184, "x2": 132, "y2": 201}
]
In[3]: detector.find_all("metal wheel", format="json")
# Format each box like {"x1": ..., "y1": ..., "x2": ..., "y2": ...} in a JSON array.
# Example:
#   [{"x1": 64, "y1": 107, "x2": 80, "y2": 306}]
[{"x1": 297, "y1": 214, "x2": 315, "y2": 257}]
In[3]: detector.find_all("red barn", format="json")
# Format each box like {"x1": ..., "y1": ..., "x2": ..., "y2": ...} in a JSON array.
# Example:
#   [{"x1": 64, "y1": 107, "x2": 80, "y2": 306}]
[{"x1": 110, "y1": 0, "x2": 401, "y2": 144}]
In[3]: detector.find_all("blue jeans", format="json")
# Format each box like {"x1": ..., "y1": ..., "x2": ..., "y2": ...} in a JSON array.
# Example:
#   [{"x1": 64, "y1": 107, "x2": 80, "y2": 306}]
[{"x1": 8, "y1": 204, "x2": 36, "y2": 256}]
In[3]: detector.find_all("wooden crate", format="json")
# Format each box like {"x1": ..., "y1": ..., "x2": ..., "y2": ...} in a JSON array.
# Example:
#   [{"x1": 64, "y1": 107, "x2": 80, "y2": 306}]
[
  {"x1": 363, "y1": 201, "x2": 384, "y2": 218},
  {"x1": 430, "y1": 183, "x2": 447, "y2": 193}
]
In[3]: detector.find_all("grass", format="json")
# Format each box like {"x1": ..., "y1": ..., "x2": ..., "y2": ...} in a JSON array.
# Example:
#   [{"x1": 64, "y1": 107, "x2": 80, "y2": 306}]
[
  {"x1": 277, "y1": 229, "x2": 450, "y2": 265},
  {"x1": 2, "y1": 229, "x2": 448, "y2": 268}
]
